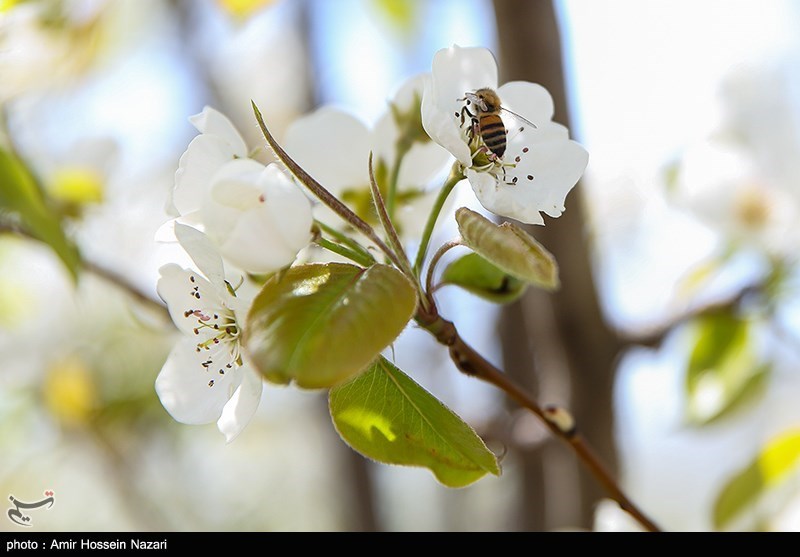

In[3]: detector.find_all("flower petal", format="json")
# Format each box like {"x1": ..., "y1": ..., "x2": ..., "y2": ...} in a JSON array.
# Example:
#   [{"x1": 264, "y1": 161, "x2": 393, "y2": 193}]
[
  {"x1": 217, "y1": 367, "x2": 263, "y2": 443},
  {"x1": 155, "y1": 337, "x2": 244, "y2": 425},
  {"x1": 466, "y1": 132, "x2": 588, "y2": 225},
  {"x1": 173, "y1": 223, "x2": 227, "y2": 293},
  {"x1": 157, "y1": 263, "x2": 228, "y2": 336},
  {"x1": 205, "y1": 162, "x2": 312, "y2": 274},
  {"x1": 283, "y1": 107, "x2": 371, "y2": 195},
  {"x1": 422, "y1": 45, "x2": 499, "y2": 166},
  {"x1": 174, "y1": 134, "x2": 240, "y2": 215},
  {"x1": 497, "y1": 81, "x2": 555, "y2": 125},
  {"x1": 208, "y1": 159, "x2": 267, "y2": 211},
  {"x1": 189, "y1": 106, "x2": 248, "y2": 158}
]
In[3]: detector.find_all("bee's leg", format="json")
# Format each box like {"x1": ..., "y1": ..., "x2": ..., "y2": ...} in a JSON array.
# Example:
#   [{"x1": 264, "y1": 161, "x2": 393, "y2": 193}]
[{"x1": 459, "y1": 105, "x2": 476, "y2": 128}]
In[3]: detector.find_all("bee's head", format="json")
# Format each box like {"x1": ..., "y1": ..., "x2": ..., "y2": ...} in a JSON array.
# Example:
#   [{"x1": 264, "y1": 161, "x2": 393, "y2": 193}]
[{"x1": 466, "y1": 88, "x2": 501, "y2": 113}]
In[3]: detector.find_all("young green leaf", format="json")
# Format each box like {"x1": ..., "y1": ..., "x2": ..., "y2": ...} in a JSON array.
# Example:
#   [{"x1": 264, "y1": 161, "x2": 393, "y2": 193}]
[
  {"x1": 441, "y1": 252, "x2": 527, "y2": 303},
  {"x1": 713, "y1": 429, "x2": 800, "y2": 530},
  {"x1": 244, "y1": 263, "x2": 416, "y2": 389},
  {"x1": 0, "y1": 148, "x2": 80, "y2": 279},
  {"x1": 685, "y1": 312, "x2": 768, "y2": 425},
  {"x1": 330, "y1": 356, "x2": 500, "y2": 487},
  {"x1": 454, "y1": 207, "x2": 558, "y2": 290}
]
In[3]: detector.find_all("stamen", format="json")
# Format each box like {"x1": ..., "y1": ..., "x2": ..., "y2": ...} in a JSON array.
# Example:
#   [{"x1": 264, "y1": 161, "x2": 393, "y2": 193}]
[
  {"x1": 527, "y1": 175, "x2": 534, "y2": 181},
  {"x1": 522, "y1": 147, "x2": 529, "y2": 153},
  {"x1": 208, "y1": 380, "x2": 214, "y2": 387}
]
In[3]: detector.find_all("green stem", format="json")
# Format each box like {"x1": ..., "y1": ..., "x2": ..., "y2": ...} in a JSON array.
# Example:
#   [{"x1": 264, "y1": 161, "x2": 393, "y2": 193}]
[
  {"x1": 315, "y1": 220, "x2": 375, "y2": 264},
  {"x1": 413, "y1": 163, "x2": 463, "y2": 277},
  {"x1": 386, "y1": 140, "x2": 411, "y2": 220},
  {"x1": 425, "y1": 239, "x2": 462, "y2": 298},
  {"x1": 315, "y1": 238, "x2": 374, "y2": 267},
  {"x1": 367, "y1": 153, "x2": 414, "y2": 280}
]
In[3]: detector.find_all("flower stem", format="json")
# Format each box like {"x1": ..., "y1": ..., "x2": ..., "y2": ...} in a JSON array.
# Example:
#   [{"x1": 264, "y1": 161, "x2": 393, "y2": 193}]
[
  {"x1": 314, "y1": 220, "x2": 375, "y2": 264},
  {"x1": 367, "y1": 152, "x2": 415, "y2": 281},
  {"x1": 315, "y1": 238, "x2": 375, "y2": 267},
  {"x1": 252, "y1": 101, "x2": 403, "y2": 271},
  {"x1": 425, "y1": 239, "x2": 461, "y2": 298},
  {"x1": 414, "y1": 305, "x2": 662, "y2": 533},
  {"x1": 386, "y1": 139, "x2": 411, "y2": 220},
  {"x1": 413, "y1": 163, "x2": 463, "y2": 278}
]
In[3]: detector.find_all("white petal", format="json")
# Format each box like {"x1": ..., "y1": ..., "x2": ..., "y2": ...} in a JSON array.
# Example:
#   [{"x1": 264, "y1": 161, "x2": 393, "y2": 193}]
[
  {"x1": 174, "y1": 134, "x2": 239, "y2": 215},
  {"x1": 259, "y1": 163, "x2": 314, "y2": 252},
  {"x1": 218, "y1": 202, "x2": 310, "y2": 274},
  {"x1": 466, "y1": 133, "x2": 588, "y2": 225},
  {"x1": 157, "y1": 263, "x2": 228, "y2": 336},
  {"x1": 208, "y1": 159, "x2": 266, "y2": 210},
  {"x1": 421, "y1": 76, "x2": 472, "y2": 166},
  {"x1": 155, "y1": 337, "x2": 244, "y2": 425},
  {"x1": 189, "y1": 106, "x2": 248, "y2": 158},
  {"x1": 217, "y1": 367, "x2": 263, "y2": 443},
  {"x1": 422, "y1": 46, "x2": 499, "y2": 167},
  {"x1": 432, "y1": 45, "x2": 498, "y2": 113},
  {"x1": 204, "y1": 162, "x2": 312, "y2": 274},
  {"x1": 282, "y1": 106, "x2": 370, "y2": 195},
  {"x1": 391, "y1": 73, "x2": 430, "y2": 111},
  {"x1": 173, "y1": 223, "x2": 227, "y2": 293},
  {"x1": 497, "y1": 81, "x2": 555, "y2": 125}
]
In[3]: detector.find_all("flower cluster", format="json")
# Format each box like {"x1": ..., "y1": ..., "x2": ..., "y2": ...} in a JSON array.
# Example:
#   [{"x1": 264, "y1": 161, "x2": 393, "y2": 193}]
[{"x1": 155, "y1": 45, "x2": 588, "y2": 441}]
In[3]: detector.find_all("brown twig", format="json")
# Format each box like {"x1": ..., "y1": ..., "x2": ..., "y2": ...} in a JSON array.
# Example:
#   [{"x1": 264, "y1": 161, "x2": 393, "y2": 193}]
[{"x1": 415, "y1": 304, "x2": 662, "y2": 533}]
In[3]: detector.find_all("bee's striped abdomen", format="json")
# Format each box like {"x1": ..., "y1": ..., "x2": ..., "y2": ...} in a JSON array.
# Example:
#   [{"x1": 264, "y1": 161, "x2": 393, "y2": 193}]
[{"x1": 479, "y1": 113, "x2": 507, "y2": 158}]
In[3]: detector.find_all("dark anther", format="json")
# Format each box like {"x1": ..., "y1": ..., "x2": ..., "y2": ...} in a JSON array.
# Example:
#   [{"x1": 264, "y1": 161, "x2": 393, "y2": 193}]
[
  {"x1": 522, "y1": 147, "x2": 529, "y2": 153},
  {"x1": 527, "y1": 175, "x2": 534, "y2": 181}
]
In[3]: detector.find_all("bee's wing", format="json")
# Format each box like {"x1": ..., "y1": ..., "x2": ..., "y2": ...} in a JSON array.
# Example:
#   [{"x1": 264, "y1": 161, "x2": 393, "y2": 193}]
[{"x1": 500, "y1": 107, "x2": 538, "y2": 129}]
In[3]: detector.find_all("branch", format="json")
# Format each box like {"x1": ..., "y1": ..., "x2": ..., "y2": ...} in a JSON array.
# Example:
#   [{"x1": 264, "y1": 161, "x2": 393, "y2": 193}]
[
  {"x1": 619, "y1": 282, "x2": 763, "y2": 348},
  {"x1": 0, "y1": 222, "x2": 167, "y2": 316},
  {"x1": 415, "y1": 305, "x2": 662, "y2": 533}
]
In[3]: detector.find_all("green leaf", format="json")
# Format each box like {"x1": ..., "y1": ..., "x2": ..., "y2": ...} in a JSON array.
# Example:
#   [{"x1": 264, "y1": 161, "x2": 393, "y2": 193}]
[
  {"x1": 714, "y1": 429, "x2": 800, "y2": 530},
  {"x1": 455, "y1": 207, "x2": 558, "y2": 290},
  {"x1": 244, "y1": 263, "x2": 416, "y2": 389},
  {"x1": 0, "y1": 148, "x2": 79, "y2": 280},
  {"x1": 441, "y1": 252, "x2": 527, "y2": 303},
  {"x1": 685, "y1": 312, "x2": 768, "y2": 425},
  {"x1": 330, "y1": 356, "x2": 500, "y2": 487}
]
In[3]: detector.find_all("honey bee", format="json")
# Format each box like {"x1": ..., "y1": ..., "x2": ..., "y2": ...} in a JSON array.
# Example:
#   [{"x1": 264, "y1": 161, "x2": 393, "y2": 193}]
[{"x1": 458, "y1": 88, "x2": 537, "y2": 161}]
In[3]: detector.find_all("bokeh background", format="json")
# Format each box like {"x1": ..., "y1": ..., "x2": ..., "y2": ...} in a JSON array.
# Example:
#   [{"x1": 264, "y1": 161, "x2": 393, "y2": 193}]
[{"x1": 2, "y1": 0, "x2": 800, "y2": 532}]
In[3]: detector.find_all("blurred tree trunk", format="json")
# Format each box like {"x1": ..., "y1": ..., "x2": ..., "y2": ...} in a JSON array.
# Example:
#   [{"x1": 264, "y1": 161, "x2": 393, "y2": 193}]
[{"x1": 493, "y1": 0, "x2": 621, "y2": 530}]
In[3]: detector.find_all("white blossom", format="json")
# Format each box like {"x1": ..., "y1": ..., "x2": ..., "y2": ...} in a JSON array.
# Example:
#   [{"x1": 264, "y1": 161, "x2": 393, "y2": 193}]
[
  {"x1": 155, "y1": 224, "x2": 262, "y2": 442},
  {"x1": 421, "y1": 45, "x2": 588, "y2": 225},
  {"x1": 282, "y1": 76, "x2": 450, "y2": 240},
  {"x1": 167, "y1": 107, "x2": 313, "y2": 274}
]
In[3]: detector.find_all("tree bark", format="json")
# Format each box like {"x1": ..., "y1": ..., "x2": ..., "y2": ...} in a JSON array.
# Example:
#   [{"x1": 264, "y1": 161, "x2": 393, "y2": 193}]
[{"x1": 493, "y1": 0, "x2": 621, "y2": 530}]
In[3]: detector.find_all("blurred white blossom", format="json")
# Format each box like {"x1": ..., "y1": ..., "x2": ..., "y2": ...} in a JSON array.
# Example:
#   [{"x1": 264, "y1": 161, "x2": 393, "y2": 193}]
[
  {"x1": 674, "y1": 60, "x2": 800, "y2": 258},
  {"x1": 0, "y1": 0, "x2": 110, "y2": 102},
  {"x1": 283, "y1": 75, "x2": 450, "y2": 239}
]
